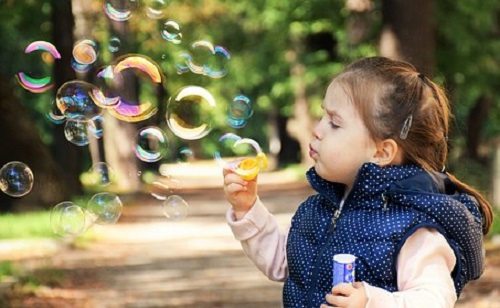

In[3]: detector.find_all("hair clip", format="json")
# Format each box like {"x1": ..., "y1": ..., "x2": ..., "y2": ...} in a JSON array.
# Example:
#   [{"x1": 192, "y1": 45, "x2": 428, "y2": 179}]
[{"x1": 399, "y1": 115, "x2": 413, "y2": 140}]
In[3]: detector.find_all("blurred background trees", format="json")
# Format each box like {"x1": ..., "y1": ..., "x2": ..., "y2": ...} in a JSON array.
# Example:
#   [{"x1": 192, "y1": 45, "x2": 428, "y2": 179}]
[{"x1": 0, "y1": 0, "x2": 499, "y2": 212}]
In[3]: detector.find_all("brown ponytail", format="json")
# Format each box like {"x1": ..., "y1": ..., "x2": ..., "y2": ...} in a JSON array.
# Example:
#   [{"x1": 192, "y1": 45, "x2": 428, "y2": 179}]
[
  {"x1": 445, "y1": 172, "x2": 493, "y2": 235},
  {"x1": 337, "y1": 56, "x2": 494, "y2": 235}
]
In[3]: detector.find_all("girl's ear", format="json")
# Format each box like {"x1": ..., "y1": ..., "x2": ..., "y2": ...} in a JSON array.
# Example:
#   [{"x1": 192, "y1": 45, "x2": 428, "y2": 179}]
[{"x1": 373, "y1": 139, "x2": 403, "y2": 166}]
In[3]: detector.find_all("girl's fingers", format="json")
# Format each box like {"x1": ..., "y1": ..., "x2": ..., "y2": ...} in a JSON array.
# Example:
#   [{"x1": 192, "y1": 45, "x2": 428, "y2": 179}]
[
  {"x1": 331, "y1": 283, "x2": 354, "y2": 296},
  {"x1": 224, "y1": 182, "x2": 247, "y2": 194},
  {"x1": 224, "y1": 173, "x2": 248, "y2": 186},
  {"x1": 325, "y1": 293, "x2": 348, "y2": 307}
]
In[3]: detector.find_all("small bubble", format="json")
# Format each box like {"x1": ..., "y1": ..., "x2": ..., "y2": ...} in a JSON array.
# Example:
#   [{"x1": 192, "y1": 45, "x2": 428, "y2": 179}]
[
  {"x1": 73, "y1": 39, "x2": 98, "y2": 65},
  {"x1": 51, "y1": 202, "x2": 87, "y2": 237},
  {"x1": 161, "y1": 21, "x2": 182, "y2": 44},
  {"x1": 162, "y1": 195, "x2": 188, "y2": 221},
  {"x1": 108, "y1": 37, "x2": 121, "y2": 52},
  {"x1": 64, "y1": 115, "x2": 96, "y2": 146},
  {"x1": 0, "y1": 162, "x2": 34, "y2": 198},
  {"x1": 86, "y1": 192, "x2": 123, "y2": 225},
  {"x1": 134, "y1": 126, "x2": 169, "y2": 162}
]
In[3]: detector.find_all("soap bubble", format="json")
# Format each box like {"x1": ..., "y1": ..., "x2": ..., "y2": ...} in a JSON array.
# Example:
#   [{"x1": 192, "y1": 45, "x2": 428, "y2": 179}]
[
  {"x1": 134, "y1": 126, "x2": 169, "y2": 162},
  {"x1": 177, "y1": 147, "x2": 194, "y2": 163},
  {"x1": 108, "y1": 37, "x2": 121, "y2": 52},
  {"x1": 64, "y1": 115, "x2": 96, "y2": 146},
  {"x1": 175, "y1": 52, "x2": 191, "y2": 74},
  {"x1": 56, "y1": 80, "x2": 103, "y2": 119},
  {"x1": 213, "y1": 133, "x2": 243, "y2": 168},
  {"x1": 45, "y1": 100, "x2": 66, "y2": 124},
  {"x1": 88, "y1": 162, "x2": 116, "y2": 186},
  {"x1": 91, "y1": 66, "x2": 122, "y2": 108},
  {"x1": 72, "y1": 39, "x2": 98, "y2": 65},
  {"x1": 187, "y1": 41, "x2": 230, "y2": 78},
  {"x1": 0, "y1": 162, "x2": 34, "y2": 198},
  {"x1": 16, "y1": 73, "x2": 54, "y2": 93},
  {"x1": 227, "y1": 95, "x2": 253, "y2": 128},
  {"x1": 86, "y1": 192, "x2": 123, "y2": 225},
  {"x1": 214, "y1": 134, "x2": 265, "y2": 180},
  {"x1": 167, "y1": 86, "x2": 216, "y2": 140},
  {"x1": 146, "y1": 0, "x2": 167, "y2": 19},
  {"x1": 161, "y1": 21, "x2": 182, "y2": 44},
  {"x1": 71, "y1": 58, "x2": 93, "y2": 73},
  {"x1": 103, "y1": 0, "x2": 138, "y2": 21},
  {"x1": 107, "y1": 54, "x2": 162, "y2": 122},
  {"x1": 188, "y1": 41, "x2": 215, "y2": 75},
  {"x1": 205, "y1": 46, "x2": 230, "y2": 79},
  {"x1": 51, "y1": 201, "x2": 87, "y2": 237},
  {"x1": 17, "y1": 41, "x2": 61, "y2": 93},
  {"x1": 162, "y1": 195, "x2": 188, "y2": 221},
  {"x1": 24, "y1": 41, "x2": 61, "y2": 58}
]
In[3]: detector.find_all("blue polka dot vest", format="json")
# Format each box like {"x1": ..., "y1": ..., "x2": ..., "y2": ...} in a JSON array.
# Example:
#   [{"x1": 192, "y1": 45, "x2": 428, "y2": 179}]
[{"x1": 283, "y1": 163, "x2": 484, "y2": 307}]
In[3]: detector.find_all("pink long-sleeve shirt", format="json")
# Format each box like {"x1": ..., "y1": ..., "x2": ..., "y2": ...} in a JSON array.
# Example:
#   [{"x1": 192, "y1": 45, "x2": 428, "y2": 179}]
[{"x1": 227, "y1": 197, "x2": 458, "y2": 307}]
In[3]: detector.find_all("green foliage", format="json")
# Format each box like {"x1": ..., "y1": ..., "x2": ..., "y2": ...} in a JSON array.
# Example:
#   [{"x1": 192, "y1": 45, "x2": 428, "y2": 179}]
[{"x1": 436, "y1": 0, "x2": 500, "y2": 137}]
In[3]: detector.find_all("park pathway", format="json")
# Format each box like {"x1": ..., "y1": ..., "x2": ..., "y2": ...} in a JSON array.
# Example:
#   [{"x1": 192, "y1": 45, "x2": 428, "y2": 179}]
[{"x1": 0, "y1": 170, "x2": 499, "y2": 307}]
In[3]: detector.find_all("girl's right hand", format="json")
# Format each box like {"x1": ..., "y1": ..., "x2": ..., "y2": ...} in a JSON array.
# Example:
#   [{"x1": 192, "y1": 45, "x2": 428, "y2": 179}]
[{"x1": 223, "y1": 167, "x2": 257, "y2": 219}]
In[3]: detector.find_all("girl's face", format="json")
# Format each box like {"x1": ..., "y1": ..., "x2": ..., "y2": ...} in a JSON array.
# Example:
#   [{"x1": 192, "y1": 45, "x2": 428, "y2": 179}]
[{"x1": 309, "y1": 81, "x2": 378, "y2": 191}]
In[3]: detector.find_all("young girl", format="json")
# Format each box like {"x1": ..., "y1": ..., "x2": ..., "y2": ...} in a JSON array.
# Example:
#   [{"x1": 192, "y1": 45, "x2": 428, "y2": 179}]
[{"x1": 223, "y1": 56, "x2": 493, "y2": 307}]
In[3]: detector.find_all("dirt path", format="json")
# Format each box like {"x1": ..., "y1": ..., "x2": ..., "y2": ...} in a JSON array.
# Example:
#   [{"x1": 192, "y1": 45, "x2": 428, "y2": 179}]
[{"x1": 1, "y1": 181, "x2": 499, "y2": 307}]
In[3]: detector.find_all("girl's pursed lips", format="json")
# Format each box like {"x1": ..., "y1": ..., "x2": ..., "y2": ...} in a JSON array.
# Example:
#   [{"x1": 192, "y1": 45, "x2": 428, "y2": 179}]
[{"x1": 309, "y1": 143, "x2": 317, "y2": 157}]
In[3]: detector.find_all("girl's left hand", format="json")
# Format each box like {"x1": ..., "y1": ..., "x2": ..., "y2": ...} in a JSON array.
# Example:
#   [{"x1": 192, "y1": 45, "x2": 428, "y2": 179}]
[{"x1": 320, "y1": 282, "x2": 367, "y2": 308}]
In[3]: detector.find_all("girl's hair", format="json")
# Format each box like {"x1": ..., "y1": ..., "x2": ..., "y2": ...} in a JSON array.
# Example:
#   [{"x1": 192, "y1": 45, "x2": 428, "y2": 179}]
[{"x1": 335, "y1": 56, "x2": 493, "y2": 234}]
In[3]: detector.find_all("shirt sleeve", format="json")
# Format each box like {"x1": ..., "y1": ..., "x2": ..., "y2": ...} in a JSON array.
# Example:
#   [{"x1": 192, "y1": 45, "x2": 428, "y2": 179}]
[
  {"x1": 226, "y1": 197, "x2": 289, "y2": 281},
  {"x1": 363, "y1": 227, "x2": 457, "y2": 308}
]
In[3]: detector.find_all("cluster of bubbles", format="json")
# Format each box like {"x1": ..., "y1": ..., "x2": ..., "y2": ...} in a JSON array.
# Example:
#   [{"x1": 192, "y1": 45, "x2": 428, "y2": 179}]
[
  {"x1": 9, "y1": 0, "x2": 265, "y2": 237},
  {"x1": 50, "y1": 192, "x2": 123, "y2": 238}
]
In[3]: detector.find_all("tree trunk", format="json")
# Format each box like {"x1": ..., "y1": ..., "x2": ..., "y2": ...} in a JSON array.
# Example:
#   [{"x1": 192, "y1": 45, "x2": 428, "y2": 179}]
[
  {"x1": 51, "y1": 0, "x2": 83, "y2": 197},
  {"x1": 0, "y1": 75, "x2": 67, "y2": 212},
  {"x1": 102, "y1": 1, "x2": 141, "y2": 191},
  {"x1": 286, "y1": 36, "x2": 314, "y2": 167},
  {"x1": 380, "y1": 0, "x2": 435, "y2": 76},
  {"x1": 465, "y1": 95, "x2": 491, "y2": 163}
]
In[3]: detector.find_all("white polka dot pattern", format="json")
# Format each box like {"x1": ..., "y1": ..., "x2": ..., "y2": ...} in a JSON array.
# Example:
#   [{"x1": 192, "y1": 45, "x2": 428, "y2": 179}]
[{"x1": 282, "y1": 163, "x2": 484, "y2": 307}]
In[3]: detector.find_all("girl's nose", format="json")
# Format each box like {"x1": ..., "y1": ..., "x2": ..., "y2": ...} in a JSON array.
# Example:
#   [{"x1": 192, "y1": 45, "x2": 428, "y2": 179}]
[{"x1": 312, "y1": 121, "x2": 322, "y2": 139}]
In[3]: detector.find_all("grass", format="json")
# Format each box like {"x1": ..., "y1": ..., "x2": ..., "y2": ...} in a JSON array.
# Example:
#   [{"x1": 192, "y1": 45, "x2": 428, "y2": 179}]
[
  {"x1": 0, "y1": 211, "x2": 55, "y2": 239},
  {"x1": 0, "y1": 210, "x2": 97, "y2": 242},
  {"x1": 0, "y1": 261, "x2": 17, "y2": 280}
]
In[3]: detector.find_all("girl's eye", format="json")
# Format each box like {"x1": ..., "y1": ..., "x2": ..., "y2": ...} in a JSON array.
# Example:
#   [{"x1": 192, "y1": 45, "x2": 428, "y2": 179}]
[{"x1": 329, "y1": 121, "x2": 340, "y2": 129}]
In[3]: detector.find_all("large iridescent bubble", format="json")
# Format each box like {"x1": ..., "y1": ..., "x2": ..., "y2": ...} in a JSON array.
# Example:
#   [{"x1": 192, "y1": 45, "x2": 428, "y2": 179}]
[
  {"x1": 166, "y1": 86, "x2": 216, "y2": 140},
  {"x1": 17, "y1": 41, "x2": 61, "y2": 93},
  {"x1": 106, "y1": 54, "x2": 162, "y2": 122}
]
